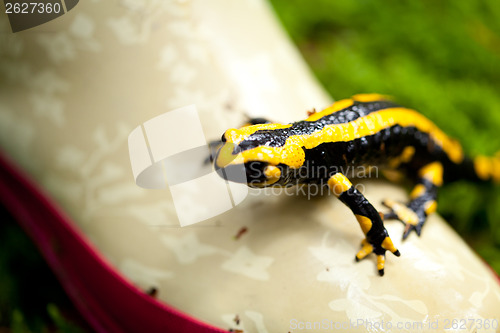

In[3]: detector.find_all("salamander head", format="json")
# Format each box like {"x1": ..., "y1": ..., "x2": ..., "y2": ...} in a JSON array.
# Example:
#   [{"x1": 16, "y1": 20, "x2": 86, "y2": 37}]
[{"x1": 214, "y1": 125, "x2": 305, "y2": 188}]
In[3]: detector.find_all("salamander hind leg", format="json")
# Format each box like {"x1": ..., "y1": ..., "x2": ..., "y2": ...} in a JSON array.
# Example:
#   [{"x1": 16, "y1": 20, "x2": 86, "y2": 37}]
[
  {"x1": 328, "y1": 173, "x2": 400, "y2": 276},
  {"x1": 383, "y1": 162, "x2": 442, "y2": 240}
]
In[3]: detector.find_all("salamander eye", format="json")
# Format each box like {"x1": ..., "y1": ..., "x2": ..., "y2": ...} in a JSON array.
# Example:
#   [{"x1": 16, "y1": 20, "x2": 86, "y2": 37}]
[{"x1": 221, "y1": 134, "x2": 227, "y2": 142}]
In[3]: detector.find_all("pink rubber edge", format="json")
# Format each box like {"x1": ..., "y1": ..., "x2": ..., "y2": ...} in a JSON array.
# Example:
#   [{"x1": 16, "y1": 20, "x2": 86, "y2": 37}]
[{"x1": 0, "y1": 151, "x2": 228, "y2": 333}]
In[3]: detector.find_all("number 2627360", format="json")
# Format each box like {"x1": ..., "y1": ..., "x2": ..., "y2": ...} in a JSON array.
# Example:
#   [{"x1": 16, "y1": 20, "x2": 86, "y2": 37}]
[{"x1": 5, "y1": 2, "x2": 62, "y2": 14}]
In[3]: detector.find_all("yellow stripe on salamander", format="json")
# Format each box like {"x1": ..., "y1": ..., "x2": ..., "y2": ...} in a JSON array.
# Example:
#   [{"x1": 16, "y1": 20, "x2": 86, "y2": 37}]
[
  {"x1": 301, "y1": 108, "x2": 464, "y2": 164},
  {"x1": 218, "y1": 108, "x2": 464, "y2": 169},
  {"x1": 351, "y1": 93, "x2": 393, "y2": 103},
  {"x1": 224, "y1": 123, "x2": 292, "y2": 145}
]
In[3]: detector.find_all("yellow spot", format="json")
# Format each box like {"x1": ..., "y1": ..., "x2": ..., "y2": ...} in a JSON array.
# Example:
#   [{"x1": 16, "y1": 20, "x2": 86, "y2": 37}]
[
  {"x1": 474, "y1": 156, "x2": 492, "y2": 181},
  {"x1": 243, "y1": 144, "x2": 306, "y2": 169},
  {"x1": 381, "y1": 237, "x2": 398, "y2": 253},
  {"x1": 243, "y1": 166, "x2": 283, "y2": 188},
  {"x1": 355, "y1": 215, "x2": 373, "y2": 235},
  {"x1": 384, "y1": 199, "x2": 419, "y2": 225},
  {"x1": 356, "y1": 239, "x2": 373, "y2": 260},
  {"x1": 424, "y1": 200, "x2": 438, "y2": 215},
  {"x1": 215, "y1": 142, "x2": 245, "y2": 168},
  {"x1": 264, "y1": 165, "x2": 281, "y2": 183},
  {"x1": 388, "y1": 146, "x2": 415, "y2": 168},
  {"x1": 328, "y1": 173, "x2": 352, "y2": 196},
  {"x1": 382, "y1": 169, "x2": 404, "y2": 182},
  {"x1": 376, "y1": 255, "x2": 385, "y2": 271},
  {"x1": 216, "y1": 142, "x2": 306, "y2": 170},
  {"x1": 401, "y1": 146, "x2": 416, "y2": 163},
  {"x1": 410, "y1": 184, "x2": 426, "y2": 199},
  {"x1": 351, "y1": 93, "x2": 392, "y2": 102},
  {"x1": 418, "y1": 162, "x2": 444, "y2": 187}
]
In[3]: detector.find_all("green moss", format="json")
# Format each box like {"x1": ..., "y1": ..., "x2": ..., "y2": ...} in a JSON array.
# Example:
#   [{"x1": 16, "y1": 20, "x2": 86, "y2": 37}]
[{"x1": 47, "y1": 304, "x2": 86, "y2": 333}]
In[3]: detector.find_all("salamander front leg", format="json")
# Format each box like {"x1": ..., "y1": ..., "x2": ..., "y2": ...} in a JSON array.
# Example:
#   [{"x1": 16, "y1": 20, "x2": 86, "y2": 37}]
[
  {"x1": 328, "y1": 173, "x2": 400, "y2": 276},
  {"x1": 383, "y1": 162, "x2": 442, "y2": 239}
]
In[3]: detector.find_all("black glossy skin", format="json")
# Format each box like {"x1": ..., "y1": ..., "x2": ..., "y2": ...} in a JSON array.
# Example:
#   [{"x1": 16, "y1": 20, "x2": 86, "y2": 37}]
[
  {"x1": 213, "y1": 96, "x2": 497, "y2": 275},
  {"x1": 231, "y1": 100, "x2": 479, "y2": 187}
]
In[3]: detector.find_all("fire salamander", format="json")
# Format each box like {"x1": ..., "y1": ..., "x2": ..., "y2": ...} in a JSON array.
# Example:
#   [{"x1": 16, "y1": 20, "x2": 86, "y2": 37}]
[{"x1": 213, "y1": 94, "x2": 500, "y2": 276}]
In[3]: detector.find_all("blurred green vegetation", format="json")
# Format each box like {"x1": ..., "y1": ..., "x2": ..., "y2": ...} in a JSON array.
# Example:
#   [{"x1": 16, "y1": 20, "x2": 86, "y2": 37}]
[
  {"x1": 0, "y1": 207, "x2": 88, "y2": 332},
  {"x1": 269, "y1": 0, "x2": 500, "y2": 273}
]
